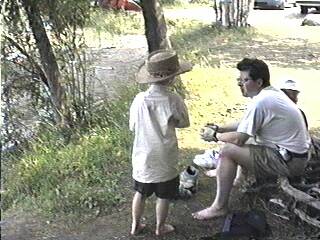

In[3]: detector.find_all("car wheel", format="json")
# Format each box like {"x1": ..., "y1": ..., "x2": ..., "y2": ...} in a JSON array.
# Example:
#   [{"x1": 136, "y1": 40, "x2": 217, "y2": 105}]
[
  {"x1": 300, "y1": 6, "x2": 308, "y2": 14},
  {"x1": 316, "y1": 7, "x2": 320, "y2": 11}
]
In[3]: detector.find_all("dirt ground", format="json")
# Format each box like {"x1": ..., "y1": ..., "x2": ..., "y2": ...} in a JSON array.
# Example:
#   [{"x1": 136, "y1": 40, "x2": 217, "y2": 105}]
[{"x1": 2, "y1": 6, "x2": 320, "y2": 240}]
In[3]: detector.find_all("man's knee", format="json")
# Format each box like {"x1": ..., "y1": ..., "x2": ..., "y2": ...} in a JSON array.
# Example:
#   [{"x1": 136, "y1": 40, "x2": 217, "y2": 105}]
[{"x1": 220, "y1": 143, "x2": 239, "y2": 159}]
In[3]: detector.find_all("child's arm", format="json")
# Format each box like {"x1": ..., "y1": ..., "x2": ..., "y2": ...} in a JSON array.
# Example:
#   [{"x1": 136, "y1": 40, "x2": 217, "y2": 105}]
[
  {"x1": 174, "y1": 96, "x2": 190, "y2": 128},
  {"x1": 129, "y1": 96, "x2": 138, "y2": 132}
]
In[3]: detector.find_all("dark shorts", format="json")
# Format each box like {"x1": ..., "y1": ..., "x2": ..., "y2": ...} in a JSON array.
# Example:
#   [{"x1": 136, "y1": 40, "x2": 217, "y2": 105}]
[
  {"x1": 133, "y1": 176, "x2": 179, "y2": 199},
  {"x1": 249, "y1": 144, "x2": 308, "y2": 178}
]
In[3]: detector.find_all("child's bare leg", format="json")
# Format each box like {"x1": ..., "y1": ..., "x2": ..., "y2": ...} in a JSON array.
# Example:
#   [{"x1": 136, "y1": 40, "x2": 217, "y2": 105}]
[
  {"x1": 131, "y1": 192, "x2": 146, "y2": 235},
  {"x1": 155, "y1": 198, "x2": 175, "y2": 236}
]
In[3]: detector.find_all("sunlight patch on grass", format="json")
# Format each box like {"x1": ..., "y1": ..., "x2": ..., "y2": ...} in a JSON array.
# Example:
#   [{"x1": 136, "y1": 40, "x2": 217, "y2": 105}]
[
  {"x1": 84, "y1": 9, "x2": 144, "y2": 48},
  {"x1": 270, "y1": 66, "x2": 320, "y2": 128},
  {"x1": 177, "y1": 66, "x2": 246, "y2": 150}
]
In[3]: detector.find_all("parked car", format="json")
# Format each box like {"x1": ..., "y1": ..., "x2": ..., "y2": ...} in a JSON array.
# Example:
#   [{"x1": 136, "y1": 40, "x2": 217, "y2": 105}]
[
  {"x1": 284, "y1": 0, "x2": 296, "y2": 7},
  {"x1": 295, "y1": 0, "x2": 320, "y2": 13},
  {"x1": 254, "y1": 0, "x2": 285, "y2": 9}
]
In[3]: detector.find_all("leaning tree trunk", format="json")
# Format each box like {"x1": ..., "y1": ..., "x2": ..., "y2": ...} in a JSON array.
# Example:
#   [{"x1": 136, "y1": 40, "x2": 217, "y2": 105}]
[
  {"x1": 22, "y1": 0, "x2": 68, "y2": 127},
  {"x1": 140, "y1": 0, "x2": 171, "y2": 53}
]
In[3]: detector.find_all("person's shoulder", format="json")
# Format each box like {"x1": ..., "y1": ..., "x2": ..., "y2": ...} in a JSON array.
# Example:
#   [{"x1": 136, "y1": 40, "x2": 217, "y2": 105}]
[
  {"x1": 167, "y1": 91, "x2": 183, "y2": 99},
  {"x1": 131, "y1": 91, "x2": 146, "y2": 105},
  {"x1": 134, "y1": 91, "x2": 145, "y2": 99}
]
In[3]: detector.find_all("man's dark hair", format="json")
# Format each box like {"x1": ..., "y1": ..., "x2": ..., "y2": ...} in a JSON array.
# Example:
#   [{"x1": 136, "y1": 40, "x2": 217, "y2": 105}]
[{"x1": 236, "y1": 58, "x2": 270, "y2": 87}]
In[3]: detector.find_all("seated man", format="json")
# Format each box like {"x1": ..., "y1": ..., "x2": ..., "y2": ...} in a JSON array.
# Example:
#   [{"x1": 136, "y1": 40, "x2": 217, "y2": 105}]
[
  {"x1": 279, "y1": 79, "x2": 308, "y2": 128},
  {"x1": 192, "y1": 58, "x2": 311, "y2": 220},
  {"x1": 279, "y1": 78, "x2": 320, "y2": 159}
]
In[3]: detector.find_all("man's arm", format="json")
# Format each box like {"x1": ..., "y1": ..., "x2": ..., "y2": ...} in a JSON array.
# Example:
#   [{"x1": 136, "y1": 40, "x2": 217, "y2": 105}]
[
  {"x1": 216, "y1": 131, "x2": 250, "y2": 146},
  {"x1": 216, "y1": 122, "x2": 240, "y2": 133}
]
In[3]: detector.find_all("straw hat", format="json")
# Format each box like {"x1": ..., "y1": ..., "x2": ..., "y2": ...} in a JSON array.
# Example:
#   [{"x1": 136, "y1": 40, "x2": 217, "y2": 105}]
[
  {"x1": 279, "y1": 79, "x2": 300, "y2": 92},
  {"x1": 136, "y1": 49, "x2": 192, "y2": 84}
]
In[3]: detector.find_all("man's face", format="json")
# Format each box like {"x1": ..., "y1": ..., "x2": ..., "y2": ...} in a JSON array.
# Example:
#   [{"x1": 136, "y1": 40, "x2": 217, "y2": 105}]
[{"x1": 237, "y1": 71, "x2": 262, "y2": 98}]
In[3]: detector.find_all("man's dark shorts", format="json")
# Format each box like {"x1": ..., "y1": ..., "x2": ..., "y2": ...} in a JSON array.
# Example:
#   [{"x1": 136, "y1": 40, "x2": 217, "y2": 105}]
[
  {"x1": 249, "y1": 144, "x2": 308, "y2": 178},
  {"x1": 133, "y1": 176, "x2": 179, "y2": 199}
]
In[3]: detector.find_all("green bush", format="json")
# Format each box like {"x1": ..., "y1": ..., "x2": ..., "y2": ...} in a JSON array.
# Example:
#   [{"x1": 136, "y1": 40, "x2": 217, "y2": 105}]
[{"x1": 2, "y1": 86, "x2": 138, "y2": 216}]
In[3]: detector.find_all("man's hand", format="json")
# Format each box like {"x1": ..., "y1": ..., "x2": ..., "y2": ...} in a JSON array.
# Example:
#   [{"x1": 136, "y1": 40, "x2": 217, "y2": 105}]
[{"x1": 200, "y1": 125, "x2": 219, "y2": 142}]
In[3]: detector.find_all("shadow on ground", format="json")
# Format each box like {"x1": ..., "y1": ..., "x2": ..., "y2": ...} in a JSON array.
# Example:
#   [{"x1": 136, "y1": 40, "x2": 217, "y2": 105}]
[{"x1": 172, "y1": 23, "x2": 320, "y2": 70}]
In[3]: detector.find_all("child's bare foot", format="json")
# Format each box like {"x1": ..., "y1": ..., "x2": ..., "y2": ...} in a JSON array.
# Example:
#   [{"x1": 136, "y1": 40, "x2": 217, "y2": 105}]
[
  {"x1": 204, "y1": 169, "x2": 217, "y2": 177},
  {"x1": 155, "y1": 224, "x2": 175, "y2": 236},
  {"x1": 130, "y1": 223, "x2": 146, "y2": 235},
  {"x1": 192, "y1": 206, "x2": 228, "y2": 220}
]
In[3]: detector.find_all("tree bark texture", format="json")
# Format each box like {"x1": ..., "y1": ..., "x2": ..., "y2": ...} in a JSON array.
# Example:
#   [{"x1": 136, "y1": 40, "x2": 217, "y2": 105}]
[
  {"x1": 141, "y1": 0, "x2": 171, "y2": 53},
  {"x1": 22, "y1": 0, "x2": 67, "y2": 126},
  {"x1": 214, "y1": 0, "x2": 253, "y2": 27}
]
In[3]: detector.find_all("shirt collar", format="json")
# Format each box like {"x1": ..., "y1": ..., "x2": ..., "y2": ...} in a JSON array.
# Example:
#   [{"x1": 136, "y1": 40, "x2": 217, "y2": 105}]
[{"x1": 148, "y1": 84, "x2": 169, "y2": 92}]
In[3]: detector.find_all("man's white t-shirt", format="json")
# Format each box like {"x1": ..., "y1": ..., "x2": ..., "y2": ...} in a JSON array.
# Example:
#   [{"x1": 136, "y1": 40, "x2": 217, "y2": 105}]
[
  {"x1": 237, "y1": 86, "x2": 311, "y2": 153},
  {"x1": 129, "y1": 84, "x2": 189, "y2": 183}
]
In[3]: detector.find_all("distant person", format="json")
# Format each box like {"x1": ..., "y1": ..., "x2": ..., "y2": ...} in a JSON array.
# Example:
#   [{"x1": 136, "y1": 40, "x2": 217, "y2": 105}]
[
  {"x1": 129, "y1": 49, "x2": 192, "y2": 235},
  {"x1": 279, "y1": 79, "x2": 320, "y2": 159},
  {"x1": 192, "y1": 58, "x2": 311, "y2": 220},
  {"x1": 279, "y1": 79, "x2": 308, "y2": 128}
]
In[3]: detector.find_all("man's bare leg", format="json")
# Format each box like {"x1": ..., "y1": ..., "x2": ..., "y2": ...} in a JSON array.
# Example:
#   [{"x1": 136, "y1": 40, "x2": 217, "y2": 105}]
[
  {"x1": 155, "y1": 198, "x2": 175, "y2": 236},
  {"x1": 131, "y1": 192, "x2": 146, "y2": 235},
  {"x1": 192, "y1": 156, "x2": 236, "y2": 220},
  {"x1": 192, "y1": 144, "x2": 253, "y2": 220}
]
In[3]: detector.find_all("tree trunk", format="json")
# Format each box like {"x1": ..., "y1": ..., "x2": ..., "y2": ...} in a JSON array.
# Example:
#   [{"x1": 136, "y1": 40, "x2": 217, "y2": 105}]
[
  {"x1": 141, "y1": 0, "x2": 171, "y2": 53},
  {"x1": 22, "y1": 0, "x2": 67, "y2": 127},
  {"x1": 215, "y1": 0, "x2": 253, "y2": 27}
]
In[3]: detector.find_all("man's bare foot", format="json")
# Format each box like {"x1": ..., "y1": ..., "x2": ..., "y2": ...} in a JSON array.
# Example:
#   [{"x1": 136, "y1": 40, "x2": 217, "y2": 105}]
[
  {"x1": 204, "y1": 169, "x2": 217, "y2": 177},
  {"x1": 130, "y1": 223, "x2": 146, "y2": 235},
  {"x1": 155, "y1": 224, "x2": 175, "y2": 236},
  {"x1": 192, "y1": 206, "x2": 228, "y2": 220}
]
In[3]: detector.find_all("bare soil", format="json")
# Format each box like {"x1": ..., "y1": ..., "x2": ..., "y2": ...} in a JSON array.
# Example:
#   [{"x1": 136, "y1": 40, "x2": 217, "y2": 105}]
[{"x1": 2, "y1": 7, "x2": 320, "y2": 240}]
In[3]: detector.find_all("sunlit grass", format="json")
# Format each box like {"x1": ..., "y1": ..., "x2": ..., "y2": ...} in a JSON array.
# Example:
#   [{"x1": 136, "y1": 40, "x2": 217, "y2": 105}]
[
  {"x1": 84, "y1": 8, "x2": 144, "y2": 48},
  {"x1": 177, "y1": 66, "x2": 246, "y2": 151}
]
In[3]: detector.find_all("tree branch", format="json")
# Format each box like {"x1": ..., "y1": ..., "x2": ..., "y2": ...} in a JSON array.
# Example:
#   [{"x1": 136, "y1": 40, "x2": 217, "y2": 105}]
[
  {"x1": 280, "y1": 177, "x2": 320, "y2": 211},
  {"x1": 4, "y1": 35, "x2": 49, "y2": 88},
  {"x1": 294, "y1": 208, "x2": 320, "y2": 229}
]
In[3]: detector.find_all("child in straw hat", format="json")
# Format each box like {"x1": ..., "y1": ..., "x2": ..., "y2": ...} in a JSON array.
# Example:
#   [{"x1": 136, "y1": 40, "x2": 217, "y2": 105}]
[{"x1": 129, "y1": 49, "x2": 192, "y2": 236}]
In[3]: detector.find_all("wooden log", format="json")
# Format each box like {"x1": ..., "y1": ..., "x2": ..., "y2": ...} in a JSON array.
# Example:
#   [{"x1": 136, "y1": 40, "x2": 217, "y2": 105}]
[
  {"x1": 294, "y1": 208, "x2": 320, "y2": 229},
  {"x1": 292, "y1": 183, "x2": 320, "y2": 191},
  {"x1": 280, "y1": 177, "x2": 320, "y2": 211}
]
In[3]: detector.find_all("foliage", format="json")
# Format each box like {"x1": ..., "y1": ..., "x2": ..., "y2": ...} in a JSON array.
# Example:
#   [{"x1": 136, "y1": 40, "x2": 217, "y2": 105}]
[
  {"x1": 87, "y1": 8, "x2": 143, "y2": 35},
  {"x1": 84, "y1": 8, "x2": 144, "y2": 48},
  {"x1": 2, "y1": 86, "x2": 138, "y2": 216},
  {"x1": 160, "y1": 0, "x2": 210, "y2": 8},
  {"x1": 1, "y1": 0, "x2": 92, "y2": 150}
]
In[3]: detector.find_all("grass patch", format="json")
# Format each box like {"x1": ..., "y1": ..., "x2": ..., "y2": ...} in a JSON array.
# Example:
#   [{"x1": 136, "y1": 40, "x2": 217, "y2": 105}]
[
  {"x1": 161, "y1": 0, "x2": 210, "y2": 8},
  {"x1": 168, "y1": 19, "x2": 256, "y2": 66},
  {"x1": 177, "y1": 66, "x2": 246, "y2": 151},
  {"x1": 2, "y1": 86, "x2": 139, "y2": 217},
  {"x1": 84, "y1": 8, "x2": 144, "y2": 48}
]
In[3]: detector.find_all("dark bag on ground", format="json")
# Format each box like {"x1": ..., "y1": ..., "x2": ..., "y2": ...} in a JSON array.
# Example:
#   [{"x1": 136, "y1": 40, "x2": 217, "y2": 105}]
[{"x1": 200, "y1": 209, "x2": 270, "y2": 240}]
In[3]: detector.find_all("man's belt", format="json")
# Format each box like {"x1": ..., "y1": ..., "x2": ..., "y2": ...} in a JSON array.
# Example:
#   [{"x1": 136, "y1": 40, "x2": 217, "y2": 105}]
[{"x1": 289, "y1": 151, "x2": 308, "y2": 158}]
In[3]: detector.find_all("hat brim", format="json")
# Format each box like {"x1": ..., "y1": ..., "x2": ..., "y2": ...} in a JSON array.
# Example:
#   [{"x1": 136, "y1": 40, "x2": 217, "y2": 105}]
[
  {"x1": 136, "y1": 61, "x2": 193, "y2": 84},
  {"x1": 280, "y1": 86, "x2": 300, "y2": 92}
]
